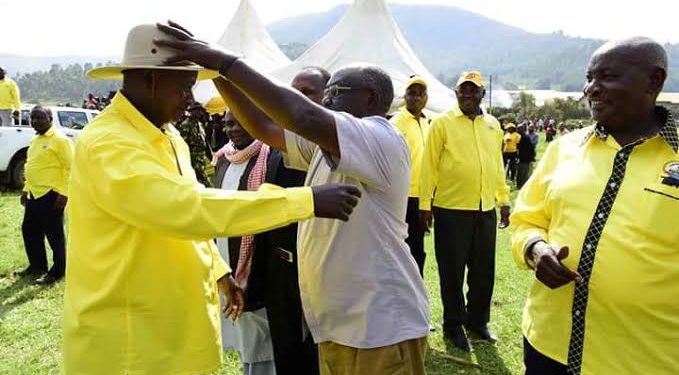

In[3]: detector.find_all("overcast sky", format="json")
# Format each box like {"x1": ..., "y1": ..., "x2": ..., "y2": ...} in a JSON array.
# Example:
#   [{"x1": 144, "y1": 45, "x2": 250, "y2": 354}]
[{"x1": 2, "y1": 0, "x2": 678, "y2": 56}]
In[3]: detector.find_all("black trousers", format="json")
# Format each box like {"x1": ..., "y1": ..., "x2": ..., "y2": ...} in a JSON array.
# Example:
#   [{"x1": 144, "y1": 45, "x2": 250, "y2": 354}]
[
  {"x1": 517, "y1": 162, "x2": 532, "y2": 189},
  {"x1": 503, "y1": 152, "x2": 519, "y2": 181},
  {"x1": 21, "y1": 190, "x2": 66, "y2": 277},
  {"x1": 265, "y1": 247, "x2": 319, "y2": 375},
  {"x1": 405, "y1": 197, "x2": 426, "y2": 277},
  {"x1": 434, "y1": 207, "x2": 496, "y2": 331},
  {"x1": 524, "y1": 338, "x2": 568, "y2": 375}
]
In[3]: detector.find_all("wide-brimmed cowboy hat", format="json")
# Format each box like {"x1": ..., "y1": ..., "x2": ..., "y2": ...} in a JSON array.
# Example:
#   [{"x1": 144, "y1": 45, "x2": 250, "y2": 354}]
[{"x1": 87, "y1": 24, "x2": 219, "y2": 81}]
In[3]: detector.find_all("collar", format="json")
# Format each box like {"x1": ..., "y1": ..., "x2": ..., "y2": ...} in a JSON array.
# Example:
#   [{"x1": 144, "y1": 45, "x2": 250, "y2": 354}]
[
  {"x1": 581, "y1": 106, "x2": 678, "y2": 152},
  {"x1": 36, "y1": 126, "x2": 55, "y2": 137},
  {"x1": 402, "y1": 107, "x2": 427, "y2": 120},
  {"x1": 451, "y1": 105, "x2": 484, "y2": 119},
  {"x1": 110, "y1": 91, "x2": 166, "y2": 142}
]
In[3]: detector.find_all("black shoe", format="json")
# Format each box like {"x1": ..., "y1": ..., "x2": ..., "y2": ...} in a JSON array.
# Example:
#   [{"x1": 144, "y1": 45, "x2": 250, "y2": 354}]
[
  {"x1": 14, "y1": 267, "x2": 46, "y2": 277},
  {"x1": 35, "y1": 273, "x2": 62, "y2": 285},
  {"x1": 466, "y1": 324, "x2": 497, "y2": 342},
  {"x1": 444, "y1": 326, "x2": 471, "y2": 352}
]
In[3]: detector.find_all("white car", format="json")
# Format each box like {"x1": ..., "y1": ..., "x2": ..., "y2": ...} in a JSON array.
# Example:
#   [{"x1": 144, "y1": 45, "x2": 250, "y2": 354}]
[{"x1": 0, "y1": 106, "x2": 99, "y2": 189}]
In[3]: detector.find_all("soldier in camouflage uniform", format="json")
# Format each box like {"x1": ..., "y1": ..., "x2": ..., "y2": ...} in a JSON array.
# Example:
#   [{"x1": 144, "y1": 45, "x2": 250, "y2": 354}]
[{"x1": 176, "y1": 102, "x2": 213, "y2": 187}]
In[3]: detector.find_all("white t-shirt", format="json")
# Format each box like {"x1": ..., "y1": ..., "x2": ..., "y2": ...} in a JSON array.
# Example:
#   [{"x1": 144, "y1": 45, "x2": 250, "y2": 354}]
[{"x1": 284, "y1": 112, "x2": 430, "y2": 349}]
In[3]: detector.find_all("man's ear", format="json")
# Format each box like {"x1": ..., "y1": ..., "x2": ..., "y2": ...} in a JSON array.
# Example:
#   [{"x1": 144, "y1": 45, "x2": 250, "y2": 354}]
[{"x1": 647, "y1": 67, "x2": 667, "y2": 96}]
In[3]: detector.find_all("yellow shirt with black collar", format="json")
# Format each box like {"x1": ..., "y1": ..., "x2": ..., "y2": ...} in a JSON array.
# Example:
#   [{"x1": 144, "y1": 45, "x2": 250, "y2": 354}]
[
  {"x1": 63, "y1": 92, "x2": 315, "y2": 375},
  {"x1": 390, "y1": 107, "x2": 431, "y2": 198},
  {"x1": 419, "y1": 105, "x2": 509, "y2": 211},
  {"x1": 23, "y1": 126, "x2": 74, "y2": 198},
  {"x1": 511, "y1": 109, "x2": 679, "y2": 374}
]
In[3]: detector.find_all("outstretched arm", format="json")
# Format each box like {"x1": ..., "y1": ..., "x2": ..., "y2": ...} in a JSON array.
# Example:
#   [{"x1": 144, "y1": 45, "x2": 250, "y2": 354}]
[
  {"x1": 212, "y1": 77, "x2": 286, "y2": 151},
  {"x1": 155, "y1": 21, "x2": 340, "y2": 157}
]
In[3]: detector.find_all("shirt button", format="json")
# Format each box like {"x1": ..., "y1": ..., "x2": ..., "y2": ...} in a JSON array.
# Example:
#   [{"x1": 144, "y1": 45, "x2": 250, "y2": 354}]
[
  {"x1": 597, "y1": 213, "x2": 604, "y2": 219},
  {"x1": 586, "y1": 244, "x2": 593, "y2": 250},
  {"x1": 609, "y1": 182, "x2": 617, "y2": 188},
  {"x1": 575, "y1": 310, "x2": 581, "y2": 316}
]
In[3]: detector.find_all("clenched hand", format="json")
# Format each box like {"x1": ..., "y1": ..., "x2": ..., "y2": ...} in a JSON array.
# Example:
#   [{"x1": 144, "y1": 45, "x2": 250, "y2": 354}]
[{"x1": 311, "y1": 184, "x2": 361, "y2": 221}]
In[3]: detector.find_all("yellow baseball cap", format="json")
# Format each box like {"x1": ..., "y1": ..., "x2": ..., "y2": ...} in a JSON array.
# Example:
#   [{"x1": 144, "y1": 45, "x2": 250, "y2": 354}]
[
  {"x1": 405, "y1": 75, "x2": 428, "y2": 91},
  {"x1": 456, "y1": 71, "x2": 485, "y2": 88}
]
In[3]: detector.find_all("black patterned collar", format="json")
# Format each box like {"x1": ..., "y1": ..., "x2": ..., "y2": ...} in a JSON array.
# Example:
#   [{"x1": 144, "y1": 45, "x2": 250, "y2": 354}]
[{"x1": 583, "y1": 106, "x2": 679, "y2": 152}]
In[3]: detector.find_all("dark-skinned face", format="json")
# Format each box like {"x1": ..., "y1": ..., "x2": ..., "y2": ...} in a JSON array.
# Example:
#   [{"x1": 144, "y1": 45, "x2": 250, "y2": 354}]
[
  {"x1": 30, "y1": 109, "x2": 52, "y2": 134},
  {"x1": 405, "y1": 83, "x2": 427, "y2": 115},
  {"x1": 584, "y1": 49, "x2": 656, "y2": 130},
  {"x1": 151, "y1": 70, "x2": 197, "y2": 124},
  {"x1": 292, "y1": 72, "x2": 326, "y2": 104},
  {"x1": 224, "y1": 112, "x2": 254, "y2": 150},
  {"x1": 322, "y1": 69, "x2": 373, "y2": 118},
  {"x1": 455, "y1": 82, "x2": 484, "y2": 116}
]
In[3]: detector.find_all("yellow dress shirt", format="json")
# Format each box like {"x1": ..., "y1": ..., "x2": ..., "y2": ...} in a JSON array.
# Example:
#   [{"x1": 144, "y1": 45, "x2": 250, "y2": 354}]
[
  {"x1": 23, "y1": 126, "x2": 73, "y2": 198},
  {"x1": 419, "y1": 105, "x2": 509, "y2": 211},
  {"x1": 0, "y1": 78, "x2": 21, "y2": 111},
  {"x1": 63, "y1": 92, "x2": 315, "y2": 375},
  {"x1": 390, "y1": 107, "x2": 431, "y2": 197},
  {"x1": 511, "y1": 117, "x2": 679, "y2": 374},
  {"x1": 503, "y1": 132, "x2": 521, "y2": 153}
]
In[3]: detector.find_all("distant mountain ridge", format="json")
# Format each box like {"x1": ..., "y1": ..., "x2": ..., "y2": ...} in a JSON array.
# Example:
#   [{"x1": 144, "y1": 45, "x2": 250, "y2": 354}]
[
  {"x1": 4, "y1": 4, "x2": 678, "y2": 92},
  {"x1": 1, "y1": 54, "x2": 119, "y2": 77},
  {"x1": 268, "y1": 4, "x2": 679, "y2": 91}
]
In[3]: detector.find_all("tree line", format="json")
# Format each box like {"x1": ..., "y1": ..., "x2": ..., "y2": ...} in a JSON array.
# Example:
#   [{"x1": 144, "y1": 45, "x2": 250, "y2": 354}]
[{"x1": 16, "y1": 63, "x2": 120, "y2": 106}]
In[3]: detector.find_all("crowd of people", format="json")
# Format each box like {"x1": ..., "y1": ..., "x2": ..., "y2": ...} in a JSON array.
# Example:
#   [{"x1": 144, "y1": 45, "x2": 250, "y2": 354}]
[{"x1": 10, "y1": 21, "x2": 678, "y2": 375}]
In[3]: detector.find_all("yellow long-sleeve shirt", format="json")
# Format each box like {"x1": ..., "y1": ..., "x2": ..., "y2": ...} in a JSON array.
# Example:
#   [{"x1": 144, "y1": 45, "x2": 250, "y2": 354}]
[
  {"x1": 0, "y1": 78, "x2": 21, "y2": 111},
  {"x1": 511, "y1": 112, "x2": 679, "y2": 374},
  {"x1": 419, "y1": 106, "x2": 509, "y2": 211},
  {"x1": 503, "y1": 132, "x2": 521, "y2": 153},
  {"x1": 23, "y1": 126, "x2": 73, "y2": 198},
  {"x1": 63, "y1": 92, "x2": 315, "y2": 375},
  {"x1": 390, "y1": 107, "x2": 431, "y2": 197}
]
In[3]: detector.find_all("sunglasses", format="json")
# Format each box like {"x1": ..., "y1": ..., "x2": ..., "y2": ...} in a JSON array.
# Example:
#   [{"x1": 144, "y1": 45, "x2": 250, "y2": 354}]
[{"x1": 324, "y1": 84, "x2": 372, "y2": 98}]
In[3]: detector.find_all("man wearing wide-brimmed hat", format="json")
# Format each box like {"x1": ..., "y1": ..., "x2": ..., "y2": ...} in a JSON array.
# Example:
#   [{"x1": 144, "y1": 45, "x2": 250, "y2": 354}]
[{"x1": 62, "y1": 23, "x2": 361, "y2": 375}]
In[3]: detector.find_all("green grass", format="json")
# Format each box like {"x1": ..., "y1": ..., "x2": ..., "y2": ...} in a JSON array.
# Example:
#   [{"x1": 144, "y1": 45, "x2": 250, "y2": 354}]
[
  {"x1": 0, "y1": 135, "x2": 546, "y2": 374},
  {"x1": 0, "y1": 193, "x2": 530, "y2": 375}
]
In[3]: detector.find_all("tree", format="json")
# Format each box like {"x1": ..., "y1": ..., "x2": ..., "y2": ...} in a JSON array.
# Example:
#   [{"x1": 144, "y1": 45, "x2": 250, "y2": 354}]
[
  {"x1": 511, "y1": 91, "x2": 537, "y2": 120},
  {"x1": 16, "y1": 63, "x2": 120, "y2": 105}
]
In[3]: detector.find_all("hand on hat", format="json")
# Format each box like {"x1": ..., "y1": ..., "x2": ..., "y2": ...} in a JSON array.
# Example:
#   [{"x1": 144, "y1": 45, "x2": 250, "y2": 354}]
[{"x1": 154, "y1": 21, "x2": 232, "y2": 73}]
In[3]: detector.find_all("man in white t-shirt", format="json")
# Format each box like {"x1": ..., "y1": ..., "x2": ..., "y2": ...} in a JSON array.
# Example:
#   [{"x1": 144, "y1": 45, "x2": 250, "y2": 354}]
[{"x1": 156, "y1": 22, "x2": 430, "y2": 375}]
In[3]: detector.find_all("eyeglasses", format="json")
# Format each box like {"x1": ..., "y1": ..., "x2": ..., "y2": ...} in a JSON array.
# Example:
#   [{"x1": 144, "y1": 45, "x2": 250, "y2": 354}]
[{"x1": 324, "y1": 84, "x2": 371, "y2": 98}]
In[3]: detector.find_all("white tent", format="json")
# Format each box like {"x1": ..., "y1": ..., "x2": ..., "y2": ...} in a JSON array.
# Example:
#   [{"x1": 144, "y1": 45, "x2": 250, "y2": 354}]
[
  {"x1": 193, "y1": 0, "x2": 291, "y2": 106},
  {"x1": 272, "y1": 0, "x2": 455, "y2": 113}
]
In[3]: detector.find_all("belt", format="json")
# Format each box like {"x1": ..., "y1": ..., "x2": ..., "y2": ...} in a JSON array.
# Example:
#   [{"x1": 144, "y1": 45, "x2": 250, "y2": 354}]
[{"x1": 274, "y1": 246, "x2": 294, "y2": 263}]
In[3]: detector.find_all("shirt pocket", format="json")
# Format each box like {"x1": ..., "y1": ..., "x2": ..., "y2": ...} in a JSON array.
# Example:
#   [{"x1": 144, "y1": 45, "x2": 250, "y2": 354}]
[{"x1": 641, "y1": 183, "x2": 679, "y2": 246}]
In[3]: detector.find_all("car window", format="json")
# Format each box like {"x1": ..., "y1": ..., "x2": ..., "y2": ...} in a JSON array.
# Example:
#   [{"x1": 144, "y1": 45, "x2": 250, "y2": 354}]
[
  {"x1": 58, "y1": 111, "x2": 89, "y2": 129},
  {"x1": 18, "y1": 110, "x2": 31, "y2": 125}
]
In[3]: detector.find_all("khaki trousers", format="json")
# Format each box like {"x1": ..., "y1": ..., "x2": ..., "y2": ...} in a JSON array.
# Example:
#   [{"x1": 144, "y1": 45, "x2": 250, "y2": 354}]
[{"x1": 319, "y1": 337, "x2": 427, "y2": 375}]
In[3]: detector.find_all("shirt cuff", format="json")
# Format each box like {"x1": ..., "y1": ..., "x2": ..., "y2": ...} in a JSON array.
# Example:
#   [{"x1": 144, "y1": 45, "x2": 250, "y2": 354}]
[
  {"x1": 284, "y1": 186, "x2": 315, "y2": 220},
  {"x1": 419, "y1": 198, "x2": 432, "y2": 211},
  {"x1": 212, "y1": 253, "x2": 231, "y2": 281}
]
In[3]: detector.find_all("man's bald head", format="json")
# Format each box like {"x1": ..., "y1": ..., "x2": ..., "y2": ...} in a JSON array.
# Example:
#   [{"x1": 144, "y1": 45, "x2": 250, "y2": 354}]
[
  {"x1": 585, "y1": 37, "x2": 669, "y2": 131},
  {"x1": 323, "y1": 65, "x2": 393, "y2": 117},
  {"x1": 292, "y1": 66, "x2": 331, "y2": 104},
  {"x1": 593, "y1": 37, "x2": 668, "y2": 82}
]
